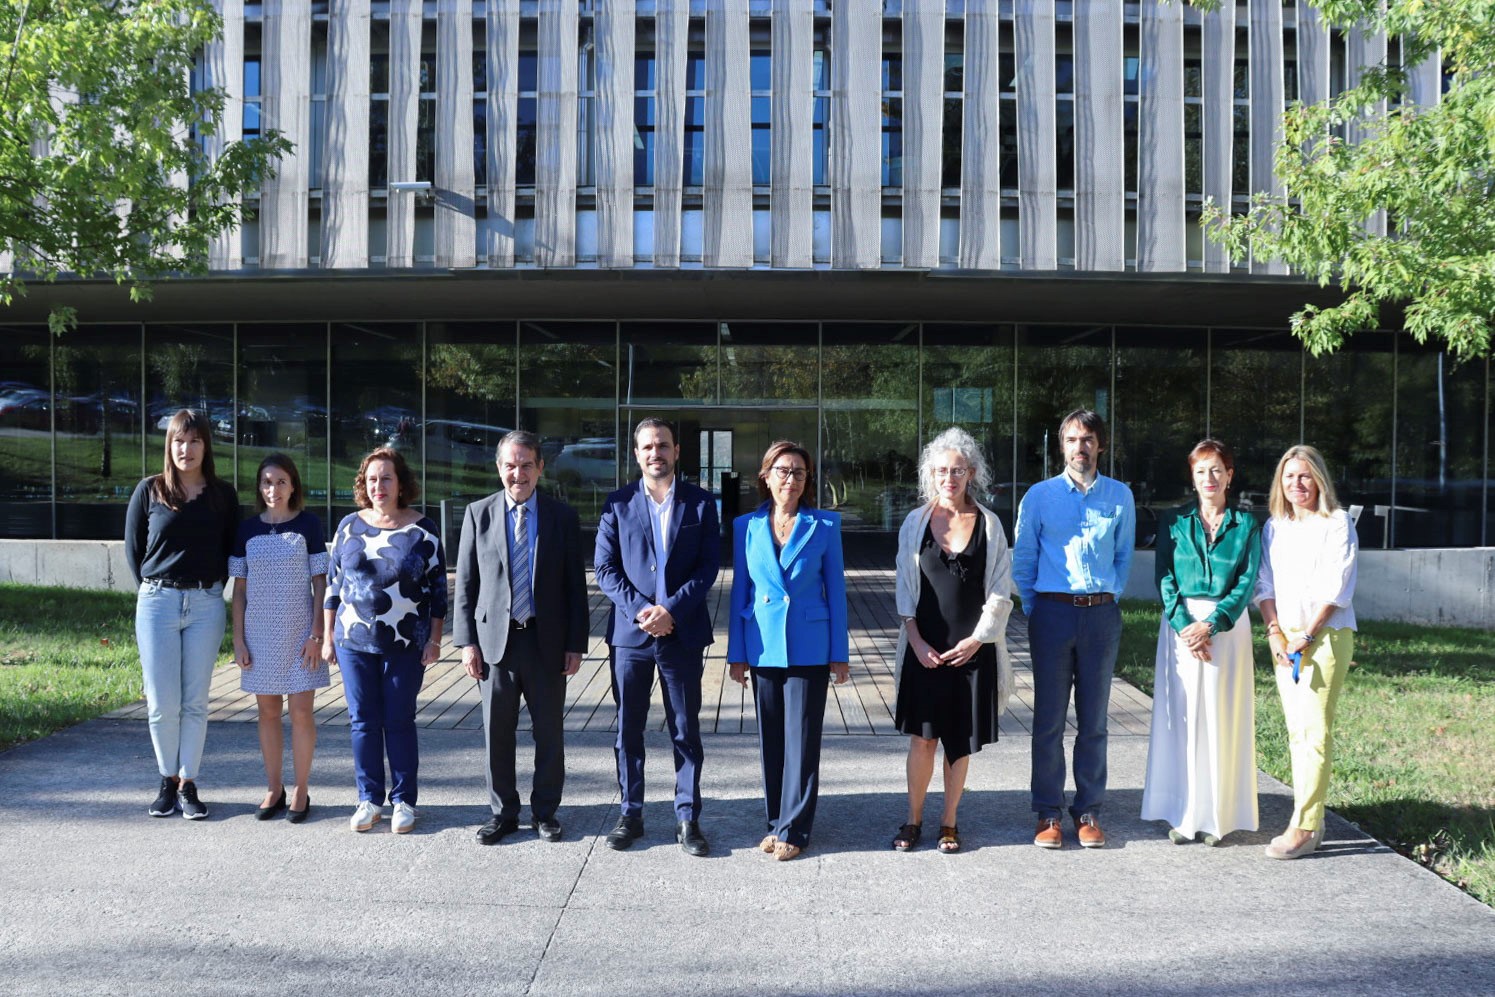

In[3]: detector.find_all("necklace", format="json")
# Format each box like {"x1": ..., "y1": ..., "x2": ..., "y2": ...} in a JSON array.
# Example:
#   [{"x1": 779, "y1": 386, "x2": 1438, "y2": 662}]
[
  {"x1": 1200, "y1": 507, "x2": 1224, "y2": 542},
  {"x1": 772, "y1": 509, "x2": 797, "y2": 542},
  {"x1": 264, "y1": 512, "x2": 294, "y2": 534}
]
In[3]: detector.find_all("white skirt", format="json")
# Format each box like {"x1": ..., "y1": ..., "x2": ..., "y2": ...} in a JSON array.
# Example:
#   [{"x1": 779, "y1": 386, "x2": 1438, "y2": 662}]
[{"x1": 1140, "y1": 598, "x2": 1259, "y2": 838}]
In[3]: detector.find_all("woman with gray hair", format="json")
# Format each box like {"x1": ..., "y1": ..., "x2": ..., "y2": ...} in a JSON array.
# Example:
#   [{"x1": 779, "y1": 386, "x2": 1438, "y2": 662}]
[{"x1": 891, "y1": 427, "x2": 1014, "y2": 853}]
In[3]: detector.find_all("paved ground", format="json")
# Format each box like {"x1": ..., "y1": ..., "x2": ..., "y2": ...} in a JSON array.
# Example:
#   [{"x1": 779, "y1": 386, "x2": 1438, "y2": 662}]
[{"x1": 8, "y1": 557, "x2": 1494, "y2": 995}]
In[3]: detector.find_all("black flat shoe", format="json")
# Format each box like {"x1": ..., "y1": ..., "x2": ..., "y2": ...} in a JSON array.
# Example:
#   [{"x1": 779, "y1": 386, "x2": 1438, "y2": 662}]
[
  {"x1": 676, "y1": 820, "x2": 710, "y2": 857},
  {"x1": 535, "y1": 817, "x2": 563, "y2": 842},
  {"x1": 287, "y1": 795, "x2": 311, "y2": 824},
  {"x1": 255, "y1": 787, "x2": 288, "y2": 821},
  {"x1": 605, "y1": 814, "x2": 644, "y2": 850},
  {"x1": 476, "y1": 816, "x2": 521, "y2": 845}
]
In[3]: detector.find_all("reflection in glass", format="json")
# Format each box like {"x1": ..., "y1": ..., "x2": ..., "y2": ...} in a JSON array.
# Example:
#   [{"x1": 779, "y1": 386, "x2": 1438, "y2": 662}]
[
  {"x1": 330, "y1": 323, "x2": 422, "y2": 526},
  {"x1": 1302, "y1": 333, "x2": 1394, "y2": 548},
  {"x1": 522, "y1": 321, "x2": 618, "y2": 523},
  {"x1": 1113, "y1": 328, "x2": 1207, "y2": 547},
  {"x1": 922, "y1": 324, "x2": 1015, "y2": 524},
  {"x1": 55, "y1": 325, "x2": 221, "y2": 539},
  {"x1": 0, "y1": 325, "x2": 54, "y2": 537},
  {"x1": 1210, "y1": 328, "x2": 1302, "y2": 506},
  {"x1": 424, "y1": 323, "x2": 517, "y2": 523},
  {"x1": 822, "y1": 323, "x2": 919, "y2": 532},
  {"x1": 719, "y1": 322, "x2": 817, "y2": 408},
  {"x1": 1016, "y1": 325, "x2": 1111, "y2": 502},
  {"x1": 238, "y1": 323, "x2": 330, "y2": 526},
  {"x1": 621, "y1": 322, "x2": 715, "y2": 407},
  {"x1": 1392, "y1": 345, "x2": 1488, "y2": 547}
]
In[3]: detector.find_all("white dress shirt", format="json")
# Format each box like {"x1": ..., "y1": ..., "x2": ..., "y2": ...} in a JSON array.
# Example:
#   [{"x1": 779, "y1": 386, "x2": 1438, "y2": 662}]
[{"x1": 1254, "y1": 509, "x2": 1358, "y2": 632}]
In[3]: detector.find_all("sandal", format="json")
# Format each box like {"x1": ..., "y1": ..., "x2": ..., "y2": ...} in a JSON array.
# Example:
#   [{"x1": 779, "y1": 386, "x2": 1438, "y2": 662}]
[
  {"x1": 892, "y1": 823, "x2": 922, "y2": 851},
  {"x1": 937, "y1": 825, "x2": 961, "y2": 853}
]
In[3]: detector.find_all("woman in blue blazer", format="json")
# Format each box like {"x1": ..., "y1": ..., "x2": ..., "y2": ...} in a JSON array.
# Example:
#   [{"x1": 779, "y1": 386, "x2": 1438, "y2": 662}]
[{"x1": 728, "y1": 441, "x2": 850, "y2": 861}]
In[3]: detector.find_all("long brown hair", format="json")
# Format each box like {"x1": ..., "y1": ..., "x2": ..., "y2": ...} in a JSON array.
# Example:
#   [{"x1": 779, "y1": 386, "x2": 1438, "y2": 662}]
[
  {"x1": 253, "y1": 453, "x2": 306, "y2": 513},
  {"x1": 153, "y1": 409, "x2": 222, "y2": 511},
  {"x1": 755, "y1": 440, "x2": 816, "y2": 507}
]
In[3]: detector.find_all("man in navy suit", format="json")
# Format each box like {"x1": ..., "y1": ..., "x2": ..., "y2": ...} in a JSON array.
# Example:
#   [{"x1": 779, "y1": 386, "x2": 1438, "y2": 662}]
[
  {"x1": 594, "y1": 418, "x2": 721, "y2": 856},
  {"x1": 453, "y1": 431, "x2": 588, "y2": 846}
]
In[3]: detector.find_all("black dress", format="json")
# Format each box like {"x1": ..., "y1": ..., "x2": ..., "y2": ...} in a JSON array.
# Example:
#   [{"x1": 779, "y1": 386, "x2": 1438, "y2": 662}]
[{"x1": 894, "y1": 516, "x2": 999, "y2": 761}]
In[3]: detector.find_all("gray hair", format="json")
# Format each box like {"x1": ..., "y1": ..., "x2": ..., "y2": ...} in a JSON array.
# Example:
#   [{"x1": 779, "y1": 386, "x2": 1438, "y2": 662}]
[
  {"x1": 496, "y1": 429, "x2": 543, "y2": 463},
  {"x1": 918, "y1": 427, "x2": 992, "y2": 505}
]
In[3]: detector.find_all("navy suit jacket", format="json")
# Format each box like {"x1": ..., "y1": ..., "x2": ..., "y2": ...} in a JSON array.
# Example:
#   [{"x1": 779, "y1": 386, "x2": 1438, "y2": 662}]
[
  {"x1": 594, "y1": 478, "x2": 720, "y2": 648},
  {"x1": 727, "y1": 503, "x2": 849, "y2": 668}
]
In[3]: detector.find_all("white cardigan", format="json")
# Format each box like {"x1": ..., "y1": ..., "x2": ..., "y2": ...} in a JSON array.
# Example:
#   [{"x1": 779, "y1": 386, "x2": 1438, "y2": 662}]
[{"x1": 894, "y1": 501, "x2": 1015, "y2": 715}]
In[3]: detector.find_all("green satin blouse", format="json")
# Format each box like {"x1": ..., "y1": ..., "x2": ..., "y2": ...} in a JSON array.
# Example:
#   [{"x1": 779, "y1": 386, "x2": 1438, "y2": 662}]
[{"x1": 1155, "y1": 504, "x2": 1262, "y2": 636}]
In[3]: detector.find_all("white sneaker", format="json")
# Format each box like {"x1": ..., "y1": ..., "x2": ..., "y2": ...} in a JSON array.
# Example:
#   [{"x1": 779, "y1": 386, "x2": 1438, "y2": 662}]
[
  {"x1": 350, "y1": 800, "x2": 383, "y2": 832},
  {"x1": 391, "y1": 801, "x2": 417, "y2": 834}
]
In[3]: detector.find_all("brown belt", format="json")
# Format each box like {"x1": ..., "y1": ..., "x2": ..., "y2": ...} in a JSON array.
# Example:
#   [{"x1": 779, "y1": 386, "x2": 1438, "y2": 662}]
[{"x1": 1038, "y1": 592, "x2": 1115, "y2": 607}]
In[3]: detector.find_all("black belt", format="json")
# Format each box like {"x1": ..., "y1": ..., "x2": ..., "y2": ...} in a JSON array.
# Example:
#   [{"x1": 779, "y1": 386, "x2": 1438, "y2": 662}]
[
  {"x1": 147, "y1": 578, "x2": 216, "y2": 590},
  {"x1": 1038, "y1": 591, "x2": 1114, "y2": 607}
]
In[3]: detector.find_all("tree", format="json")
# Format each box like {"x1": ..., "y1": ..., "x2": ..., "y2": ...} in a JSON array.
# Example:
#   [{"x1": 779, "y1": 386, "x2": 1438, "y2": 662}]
[
  {"x1": 1195, "y1": 0, "x2": 1495, "y2": 360},
  {"x1": 0, "y1": 0, "x2": 288, "y2": 333}
]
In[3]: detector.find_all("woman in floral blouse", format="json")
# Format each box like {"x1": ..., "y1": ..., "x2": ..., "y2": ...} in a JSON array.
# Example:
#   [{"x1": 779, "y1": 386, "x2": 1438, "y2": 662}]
[{"x1": 323, "y1": 447, "x2": 446, "y2": 835}]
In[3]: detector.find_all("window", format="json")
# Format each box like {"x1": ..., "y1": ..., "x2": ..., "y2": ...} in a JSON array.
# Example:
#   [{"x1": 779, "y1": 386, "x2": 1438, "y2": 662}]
[
  {"x1": 943, "y1": 50, "x2": 962, "y2": 188},
  {"x1": 1124, "y1": 54, "x2": 1139, "y2": 193},
  {"x1": 517, "y1": 52, "x2": 538, "y2": 185},
  {"x1": 635, "y1": 54, "x2": 655, "y2": 186},
  {"x1": 814, "y1": 48, "x2": 830, "y2": 186},
  {"x1": 1000, "y1": 51, "x2": 1017, "y2": 189},
  {"x1": 882, "y1": 54, "x2": 902, "y2": 187},
  {"x1": 369, "y1": 44, "x2": 438, "y2": 188},
  {"x1": 578, "y1": 25, "x2": 595, "y2": 187},
  {"x1": 1184, "y1": 59, "x2": 1203, "y2": 196},
  {"x1": 243, "y1": 57, "x2": 261, "y2": 140},
  {"x1": 684, "y1": 54, "x2": 705, "y2": 186},
  {"x1": 751, "y1": 50, "x2": 771, "y2": 185},
  {"x1": 1233, "y1": 56, "x2": 1249, "y2": 196},
  {"x1": 1056, "y1": 52, "x2": 1075, "y2": 191}
]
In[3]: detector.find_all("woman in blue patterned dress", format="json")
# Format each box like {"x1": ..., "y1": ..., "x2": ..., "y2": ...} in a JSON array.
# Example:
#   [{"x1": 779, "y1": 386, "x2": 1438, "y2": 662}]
[
  {"x1": 321, "y1": 447, "x2": 447, "y2": 835},
  {"x1": 230, "y1": 454, "x2": 329, "y2": 824}
]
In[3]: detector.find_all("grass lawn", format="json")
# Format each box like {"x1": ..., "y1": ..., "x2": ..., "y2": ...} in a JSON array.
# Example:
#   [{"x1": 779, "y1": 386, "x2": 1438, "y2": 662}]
[
  {"x1": 1117, "y1": 600, "x2": 1495, "y2": 908},
  {"x1": 0, "y1": 584, "x2": 232, "y2": 753}
]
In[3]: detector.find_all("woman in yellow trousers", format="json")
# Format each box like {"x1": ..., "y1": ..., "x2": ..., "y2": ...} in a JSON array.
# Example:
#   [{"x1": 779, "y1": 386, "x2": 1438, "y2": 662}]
[{"x1": 1253, "y1": 445, "x2": 1358, "y2": 860}]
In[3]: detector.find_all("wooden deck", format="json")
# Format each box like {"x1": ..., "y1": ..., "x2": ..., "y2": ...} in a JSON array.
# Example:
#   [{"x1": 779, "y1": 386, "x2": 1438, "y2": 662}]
[{"x1": 106, "y1": 565, "x2": 1153, "y2": 738}]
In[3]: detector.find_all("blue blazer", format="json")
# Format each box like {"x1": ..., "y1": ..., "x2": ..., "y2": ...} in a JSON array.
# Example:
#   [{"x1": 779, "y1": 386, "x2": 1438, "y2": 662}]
[
  {"x1": 594, "y1": 479, "x2": 720, "y2": 648},
  {"x1": 727, "y1": 503, "x2": 849, "y2": 668}
]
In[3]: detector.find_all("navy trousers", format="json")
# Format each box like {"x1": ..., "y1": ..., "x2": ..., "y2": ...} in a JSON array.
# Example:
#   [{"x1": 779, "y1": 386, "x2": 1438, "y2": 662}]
[
  {"x1": 339, "y1": 643, "x2": 424, "y2": 807},
  {"x1": 751, "y1": 665, "x2": 830, "y2": 848},
  {"x1": 1027, "y1": 599, "x2": 1122, "y2": 820},
  {"x1": 611, "y1": 639, "x2": 706, "y2": 821},
  {"x1": 479, "y1": 624, "x2": 566, "y2": 821}
]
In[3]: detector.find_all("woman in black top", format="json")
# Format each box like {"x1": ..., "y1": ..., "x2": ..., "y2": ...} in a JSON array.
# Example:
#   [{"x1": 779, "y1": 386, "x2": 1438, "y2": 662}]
[{"x1": 125, "y1": 409, "x2": 239, "y2": 820}]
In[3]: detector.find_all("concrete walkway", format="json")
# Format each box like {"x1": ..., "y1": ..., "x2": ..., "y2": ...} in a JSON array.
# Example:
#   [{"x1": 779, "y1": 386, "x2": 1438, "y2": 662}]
[{"x1": 4, "y1": 563, "x2": 1493, "y2": 995}]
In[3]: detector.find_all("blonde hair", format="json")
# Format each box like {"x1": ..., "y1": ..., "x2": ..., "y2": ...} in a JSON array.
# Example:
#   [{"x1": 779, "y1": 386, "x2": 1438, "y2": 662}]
[{"x1": 1267, "y1": 445, "x2": 1340, "y2": 520}]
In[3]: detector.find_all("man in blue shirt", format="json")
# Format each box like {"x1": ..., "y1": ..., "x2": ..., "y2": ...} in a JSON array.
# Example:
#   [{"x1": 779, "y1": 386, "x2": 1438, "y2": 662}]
[{"x1": 1013, "y1": 409, "x2": 1135, "y2": 849}]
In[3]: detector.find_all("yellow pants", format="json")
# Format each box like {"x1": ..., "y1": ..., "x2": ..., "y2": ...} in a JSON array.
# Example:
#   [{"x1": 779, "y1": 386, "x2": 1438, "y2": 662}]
[{"x1": 1273, "y1": 627, "x2": 1353, "y2": 831}]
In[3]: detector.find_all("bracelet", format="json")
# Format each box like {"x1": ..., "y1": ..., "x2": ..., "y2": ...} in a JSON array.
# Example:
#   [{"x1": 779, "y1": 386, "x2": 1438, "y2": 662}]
[
  {"x1": 1302, "y1": 632, "x2": 1316, "y2": 644},
  {"x1": 309, "y1": 634, "x2": 323, "y2": 642},
  {"x1": 426, "y1": 639, "x2": 441, "y2": 648}
]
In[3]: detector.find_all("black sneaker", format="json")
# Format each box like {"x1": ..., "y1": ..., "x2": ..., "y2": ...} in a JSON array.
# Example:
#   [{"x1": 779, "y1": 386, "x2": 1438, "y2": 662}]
[
  {"x1": 179, "y1": 781, "x2": 208, "y2": 820},
  {"x1": 148, "y1": 777, "x2": 178, "y2": 817}
]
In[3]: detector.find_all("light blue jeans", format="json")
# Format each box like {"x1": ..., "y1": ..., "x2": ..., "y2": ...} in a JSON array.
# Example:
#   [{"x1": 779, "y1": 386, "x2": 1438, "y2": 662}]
[{"x1": 136, "y1": 581, "x2": 226, "y2": 781}]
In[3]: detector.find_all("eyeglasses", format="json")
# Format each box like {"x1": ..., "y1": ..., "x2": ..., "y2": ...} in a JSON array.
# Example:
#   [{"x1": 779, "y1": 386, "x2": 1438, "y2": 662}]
[
  {"x1": 932, "y1": 467, "x2": 969, "y2": 479},
  {"x1": 769, "y1": 466, "x2": 807, "y2": 482}
]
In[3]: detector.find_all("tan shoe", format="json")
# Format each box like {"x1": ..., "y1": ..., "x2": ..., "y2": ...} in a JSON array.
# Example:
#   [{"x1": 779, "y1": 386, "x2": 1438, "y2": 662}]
[
  {"x1": 773, "y1": 841, "x2": 802, "y2": 861},
  {"x1": 1033, "y1": 817, "x2": 1064, "y2": 849},
  {"x1": 1264, "y1": 827, "x2": 1322, "y2": 860},
  {"x1": 759, "y1": 834, "x2": 779, "y2": 853},
  {"x1": 1075, "y1": 813, "x2": 1107, "y2": 848}
]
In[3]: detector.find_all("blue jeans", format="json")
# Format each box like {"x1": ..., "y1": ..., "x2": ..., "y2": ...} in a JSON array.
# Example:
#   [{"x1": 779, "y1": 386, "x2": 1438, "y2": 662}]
[
  {"x1": 1028, "y1": 599, "x2": 1122, "y2": 820},
  {"x1": 135, "y1": 581, "x2": 226, "y2": 781},
  {"x1": 339, "y1": 644, "x2": 424, "y2": 806}
]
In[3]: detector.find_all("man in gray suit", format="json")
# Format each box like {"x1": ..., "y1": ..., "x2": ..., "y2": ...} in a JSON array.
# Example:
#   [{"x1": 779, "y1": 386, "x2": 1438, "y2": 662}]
[{"x1": 453, "y1": 430, "x2": 588, "y2": 844}]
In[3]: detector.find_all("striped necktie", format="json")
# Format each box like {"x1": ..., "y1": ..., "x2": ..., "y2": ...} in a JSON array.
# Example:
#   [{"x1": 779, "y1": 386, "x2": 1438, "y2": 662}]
[{"x1": 511, "y1": 504, "x2": 533, "y2": 623}]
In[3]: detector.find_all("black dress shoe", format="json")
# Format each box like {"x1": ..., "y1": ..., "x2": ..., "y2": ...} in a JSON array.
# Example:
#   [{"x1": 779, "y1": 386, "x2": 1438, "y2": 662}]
[
  {"x1": 535, "y1": 817, "x2": 562, "y2": 842},
  {"x1": 605, "y1": 814, "x2": 644, "y2": 850},
  {"x1": 255, "y1": 787, "x2": 288, "y2": 821},
  {"x1": 476, "y1": 816, "x2": 521, "y2": 845},
  {"x1": 287, "y1": 796, "x2": 311, "y2": 824},
  {"x1": 677, "y1": 820, "x2": 710, "y2": 857}
]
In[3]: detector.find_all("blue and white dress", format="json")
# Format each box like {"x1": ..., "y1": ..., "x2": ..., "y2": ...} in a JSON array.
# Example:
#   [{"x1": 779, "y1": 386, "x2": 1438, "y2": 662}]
[
  {"x1": 324, "y1": 513, "x2": 447, "y2": 656},
  {"x1": 229, "y1": 511, "x2": 331, "y2": 695}
]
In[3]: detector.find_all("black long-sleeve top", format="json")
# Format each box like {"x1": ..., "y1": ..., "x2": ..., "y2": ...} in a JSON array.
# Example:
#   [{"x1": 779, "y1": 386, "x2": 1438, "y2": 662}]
[{"x1": 124, "y1": 476, "x2": 240, "y2": 587}]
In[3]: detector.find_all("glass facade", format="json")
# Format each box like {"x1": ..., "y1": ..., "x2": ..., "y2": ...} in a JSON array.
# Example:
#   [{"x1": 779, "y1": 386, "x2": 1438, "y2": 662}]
[{"x1": 4, "y1": 323, "x2": 1489, "y2": 551}]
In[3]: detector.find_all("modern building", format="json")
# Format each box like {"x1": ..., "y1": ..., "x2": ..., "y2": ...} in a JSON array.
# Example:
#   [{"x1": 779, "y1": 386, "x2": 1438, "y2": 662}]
[{"x1": 3, "y1": 1, "x2": 1490, "y2": 553}]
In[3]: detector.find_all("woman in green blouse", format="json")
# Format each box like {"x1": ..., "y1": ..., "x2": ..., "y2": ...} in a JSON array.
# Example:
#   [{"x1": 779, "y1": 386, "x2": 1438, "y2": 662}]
[{"x1": 1141, "y1": 439, "x2": 1262, "y2": 845}]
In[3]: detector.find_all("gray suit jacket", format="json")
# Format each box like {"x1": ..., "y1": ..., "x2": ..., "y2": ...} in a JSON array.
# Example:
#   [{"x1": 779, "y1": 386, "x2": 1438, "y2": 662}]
[{"x1": 451, "y1": 490, "x2": 588, "y2": 669}]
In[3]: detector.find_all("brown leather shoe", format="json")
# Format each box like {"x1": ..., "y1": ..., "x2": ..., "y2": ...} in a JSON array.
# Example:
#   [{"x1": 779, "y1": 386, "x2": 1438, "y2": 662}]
[
  {"x1": 1075, "y1": 812, "x2": 1107, "y2": 848},
  {"x1": 1033, "y1": 817, "x2": 1064, "y2": 849}
]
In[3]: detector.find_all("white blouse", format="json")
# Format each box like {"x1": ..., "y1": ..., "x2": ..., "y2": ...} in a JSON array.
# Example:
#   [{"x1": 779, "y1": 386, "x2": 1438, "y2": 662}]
[{"x1": 1254, "y1": 509, "x2": 1358, "y2": 632}]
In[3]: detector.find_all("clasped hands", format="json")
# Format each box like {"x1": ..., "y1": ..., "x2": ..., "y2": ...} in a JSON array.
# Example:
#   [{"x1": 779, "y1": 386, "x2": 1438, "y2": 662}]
[
  {"x1": 637, "y1": 605, "x2": 675, "y2": 638},
  {"x1": 909, "y1": 635, "x2": 981, "y2": 670},
  {"x1": 1179, "y1": 621, "x2": 1214, "y2": 662}
]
